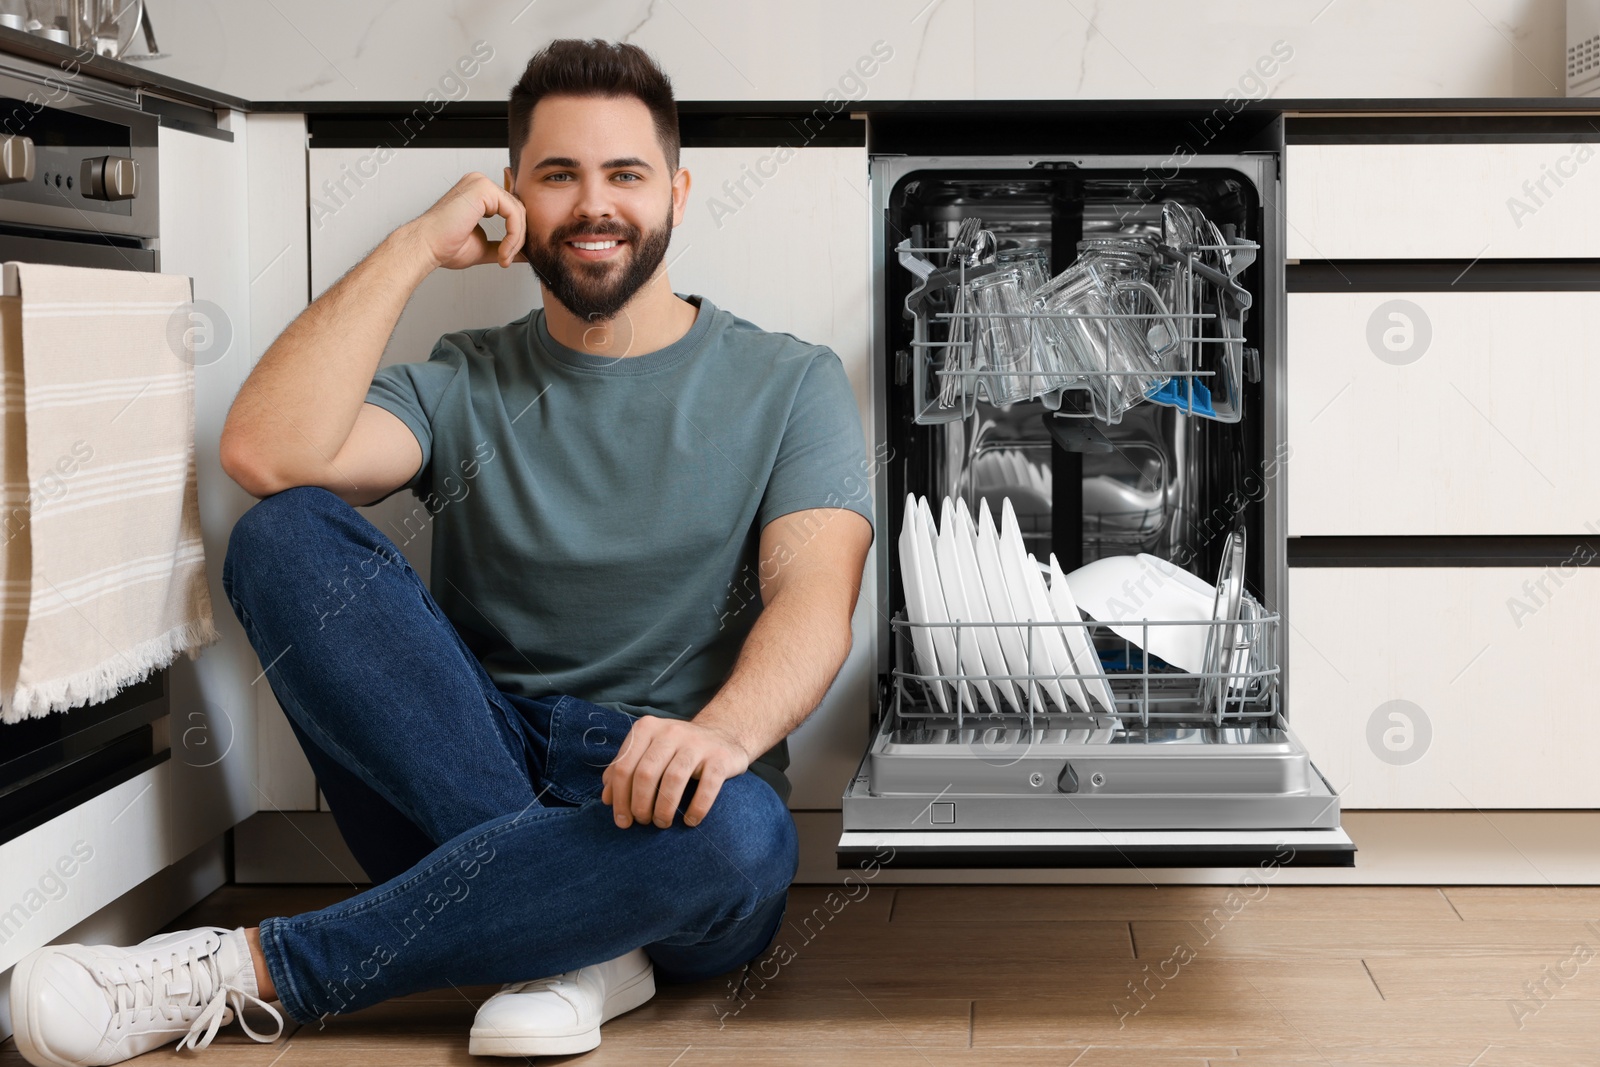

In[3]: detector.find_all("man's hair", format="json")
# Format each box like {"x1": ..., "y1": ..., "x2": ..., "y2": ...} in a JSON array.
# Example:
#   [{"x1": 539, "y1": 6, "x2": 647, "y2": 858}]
[{"x1": 508, "y1": 39, "x2": 679, "y2": 174}]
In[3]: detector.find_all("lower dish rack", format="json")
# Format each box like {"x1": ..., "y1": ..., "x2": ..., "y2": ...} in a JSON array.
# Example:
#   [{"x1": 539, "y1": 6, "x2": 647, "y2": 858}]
[
  {"x1": 888, "y1": 607, "x2": 1280, "y2": 731},
  {"x1": 840, "y1": 609, "x2": 1345, "y2": 842}
]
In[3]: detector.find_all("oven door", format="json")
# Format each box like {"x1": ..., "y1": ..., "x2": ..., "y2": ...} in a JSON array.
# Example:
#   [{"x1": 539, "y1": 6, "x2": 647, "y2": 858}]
[
  {"x1": 839, "y1": 150, "x2": 1354, "y2": 869},
  {"x1": 0, "y1": 56, "x2": 164, "y2": 845}
]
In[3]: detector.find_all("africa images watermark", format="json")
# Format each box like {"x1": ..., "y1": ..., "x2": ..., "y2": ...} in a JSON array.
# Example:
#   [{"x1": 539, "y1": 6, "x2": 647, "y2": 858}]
[
  {"x1": 0, "y1": 840, "x2": 96, "y2": 948},
  {"x1": 2, "y1": 439, "x2": 94, "y2": 545},
  {"x1": 1504, "y1": 533, "x2": 1598, "y2": 629},
  {"x1": 1505, "y1": 143, "x2": 1596, "y2": 230},
  {"x1": 1510, "y1": 923, "x2": 1600, "y2": 1030},
  {"x1": 0, "y1": 36, "x2": 104, "y2": 135},
  {"x1": 1113, "y1": 841, "x2": 1292, "y2": 1027},
  {"x1": 712, "y1": 841, "x2": 895, "y2": 1027},
  {"x1": 311, "y1": 440, "x2": 497, "y2": 631},
  {"x1": 1165, "y1": 440, "x2": 1292, "y2": 578},
  {"x1": 715, "y1": 440, "x2": 892, "y2": 632},
  {"x1": 311, "y1": 40, "x2": 496, "y2": 229},
  {"x1": 1134, "y1": 39, "x2": 1293, "y2": 195},
  {"x1": 704, "y1": 40, "x2": 894, "y2": 229},
  {"x1": 319, "y1": 834, "x2": 498, "y2": 1020}
]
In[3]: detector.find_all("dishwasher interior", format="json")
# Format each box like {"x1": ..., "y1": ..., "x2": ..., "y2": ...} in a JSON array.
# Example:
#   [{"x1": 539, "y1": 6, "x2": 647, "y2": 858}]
[{"x1": 839, "y1": 152, "x2": 1353, "y2": 868}]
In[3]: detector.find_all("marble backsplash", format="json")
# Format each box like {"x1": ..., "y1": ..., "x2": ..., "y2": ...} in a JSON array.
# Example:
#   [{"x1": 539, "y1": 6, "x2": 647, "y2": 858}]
[{"x1": 136, "y1": 0, "x2": 1566, "y2": 105}]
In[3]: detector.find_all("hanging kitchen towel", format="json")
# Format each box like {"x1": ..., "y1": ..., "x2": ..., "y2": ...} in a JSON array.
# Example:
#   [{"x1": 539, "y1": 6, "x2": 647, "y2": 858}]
[
  {"x1": 0, "y1": 289, "x2": 27, "y2": 712},
  {"x1": 0, "y1": 262, "x2": 218, "y2": 724}
]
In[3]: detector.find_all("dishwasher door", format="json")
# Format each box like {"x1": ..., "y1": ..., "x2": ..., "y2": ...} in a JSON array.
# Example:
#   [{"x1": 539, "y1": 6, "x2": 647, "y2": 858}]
[{"x1": 839, "y1": 151, "x2": 1354, "y2": 869}]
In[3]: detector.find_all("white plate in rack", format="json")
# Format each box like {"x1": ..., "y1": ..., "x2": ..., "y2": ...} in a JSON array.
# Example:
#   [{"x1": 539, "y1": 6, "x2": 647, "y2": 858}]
[
  {"x1": 1049, "y1": 553, "x2": 1118, "y2": 716},
  {"x1": 936, "y1": 497, "x2": 999, "y2": 714},
  {"x1": 1064, "y1": 553, "x2": 1215, "y2": 673},
  {"x1": 917, "y1": 495, "x2": 973, "y2": 713},
  {"x1": 999, "y1": 498, "x2": 1087, "y2": 716},
  {"x1": 975, "y1": 498, "x2": 1038, "y2": 714},
  {"x1": 957, "y1": 497, "x2": 1021, "y2": 714},
  {"x1": 897, "y1": 495, "x2": 949, "y2": 713}
]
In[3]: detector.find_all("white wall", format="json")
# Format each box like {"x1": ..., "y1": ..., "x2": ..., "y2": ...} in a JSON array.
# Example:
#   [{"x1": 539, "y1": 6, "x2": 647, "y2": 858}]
[{"x1": 138, "y1": 0, "x2": 1565, "y2": 104}]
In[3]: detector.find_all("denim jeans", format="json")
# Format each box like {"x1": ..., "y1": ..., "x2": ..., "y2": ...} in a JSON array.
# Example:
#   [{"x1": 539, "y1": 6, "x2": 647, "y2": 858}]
[{"x1": 221, "y1": 486, "x2": 797, "y2": 1025}]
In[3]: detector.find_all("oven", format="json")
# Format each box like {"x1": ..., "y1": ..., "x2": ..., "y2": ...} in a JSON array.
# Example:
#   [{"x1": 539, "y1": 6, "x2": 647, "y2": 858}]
[{"x1": 0, "y1": 49, "x2": 166, "y2": 846}]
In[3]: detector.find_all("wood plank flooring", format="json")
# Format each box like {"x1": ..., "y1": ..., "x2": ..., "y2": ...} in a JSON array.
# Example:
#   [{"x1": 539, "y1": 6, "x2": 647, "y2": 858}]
[{"x1": 5, "y1": 884, "x2": 1599, "y2": 1065}]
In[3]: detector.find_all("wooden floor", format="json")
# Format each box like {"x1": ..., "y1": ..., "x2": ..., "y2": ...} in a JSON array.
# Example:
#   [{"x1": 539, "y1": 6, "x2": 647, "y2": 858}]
[{"x1": 6, "y1": 883, "x2": 1600, "y2": 1065}]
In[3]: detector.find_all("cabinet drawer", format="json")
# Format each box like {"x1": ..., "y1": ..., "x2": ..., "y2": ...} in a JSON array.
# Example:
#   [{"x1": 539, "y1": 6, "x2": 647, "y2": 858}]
[
  {"x1": 1287, "y1": 290, "x2": 1600, "y2": 536},
  {"x1": 1287, "y1": 142, "x2": 1600, "y2": 260},
  {"x1": 0, "y1": 765, "x2": 172, "y2": 973},
  {"x1": 1288, "y1": 567, "x2": 1600, "y2": 809}
]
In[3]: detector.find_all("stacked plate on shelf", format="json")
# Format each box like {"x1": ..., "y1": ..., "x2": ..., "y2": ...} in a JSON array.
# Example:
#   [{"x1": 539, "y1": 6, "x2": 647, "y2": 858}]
[
  {"x1": 897, "y1": 493, "x2": 1117, "y2": 717},
  {"x1": 972, "y1": 448, "x2": 1052, "y2": 504}
]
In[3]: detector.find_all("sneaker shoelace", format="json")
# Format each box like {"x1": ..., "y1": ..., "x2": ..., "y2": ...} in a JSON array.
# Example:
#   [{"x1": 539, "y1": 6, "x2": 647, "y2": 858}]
[
  {"x1": 98, "y1": 935, "x2": 285, "y2": 1052},
  {"x1": 503, "y1": 974, "x2": 573, "y2": 997},
  {"x1": 499, "y1": 972, "x2": 588, "y2": 1014}
]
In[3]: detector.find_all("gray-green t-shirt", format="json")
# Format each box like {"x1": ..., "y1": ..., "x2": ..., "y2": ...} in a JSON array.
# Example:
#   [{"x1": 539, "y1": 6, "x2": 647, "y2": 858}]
[{"x1": 363, "y1": 295, "x2": 874, "y2": 803}]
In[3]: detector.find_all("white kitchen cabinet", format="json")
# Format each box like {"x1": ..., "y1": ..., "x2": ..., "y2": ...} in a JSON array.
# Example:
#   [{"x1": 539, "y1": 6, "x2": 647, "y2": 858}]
[
  {"x1": 1286, "y1": 142, "x2": 1600, "y2": 260},
  {"x1": 153, "y1": 114, "x2": 264, "y2": 854},
  {"x1": 1288, "y1": 567, "x2": 1600, "y2": 809},
  {"x1": 305, "y1": 144, "x2": 873, "y2": 811},
  {"x1": 244, "y1": 114, "x2": 319, "y2": 813},
  {"x1": 671, "y1": 147, "x2": 874, "y2": 811},
  {"x1": 307, "y1": 147, "x2": 537, "y2": 588},
  {"x1": 1287, "y1": 290, "x2": 1600, "y2": 536}
]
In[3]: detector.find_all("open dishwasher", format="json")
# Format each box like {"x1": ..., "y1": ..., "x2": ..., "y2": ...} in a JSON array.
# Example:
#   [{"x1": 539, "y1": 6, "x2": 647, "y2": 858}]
[{"x1": 838, "y1": 140, "x2": 1354, "y2": 869}]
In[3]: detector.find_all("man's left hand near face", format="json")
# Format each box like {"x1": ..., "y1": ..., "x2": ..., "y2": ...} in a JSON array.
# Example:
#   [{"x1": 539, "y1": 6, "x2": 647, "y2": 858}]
[{"x1": 601, "y1": 715, "x2": 751, "y2": 829}]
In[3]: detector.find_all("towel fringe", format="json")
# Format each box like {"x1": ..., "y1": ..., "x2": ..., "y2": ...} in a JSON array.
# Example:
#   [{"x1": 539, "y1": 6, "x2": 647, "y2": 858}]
[{"x1": 2, "y1": 615, "x2": 220, "y2": 724}]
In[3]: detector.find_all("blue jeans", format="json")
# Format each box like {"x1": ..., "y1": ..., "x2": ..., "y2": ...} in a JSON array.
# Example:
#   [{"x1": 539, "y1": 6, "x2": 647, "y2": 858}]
[{"x1": 221, "y1": 487, "x2": 796, "y2": 1025}]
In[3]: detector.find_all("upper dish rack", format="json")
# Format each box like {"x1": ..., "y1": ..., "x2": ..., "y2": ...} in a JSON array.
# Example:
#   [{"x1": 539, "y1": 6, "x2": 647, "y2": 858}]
[{"x1": 899, "y1": 201, "x2": 1259, "y2": 426}]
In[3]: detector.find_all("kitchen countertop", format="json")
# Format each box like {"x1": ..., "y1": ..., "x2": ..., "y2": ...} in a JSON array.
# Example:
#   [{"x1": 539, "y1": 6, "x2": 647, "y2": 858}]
[
  {"x1": 0, "y1": 24, "x2": 246, "y2": 110},
  {"x1": 3, "y1": 26, "x2": 1598, "y2": 121}
]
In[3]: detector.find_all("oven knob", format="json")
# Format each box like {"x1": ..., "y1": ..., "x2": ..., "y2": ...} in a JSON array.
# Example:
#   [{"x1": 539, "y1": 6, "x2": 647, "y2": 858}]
[
  {"x1": 80, "y1": 156, "x2": 138, "y2": 201},
  {"x1": 0, "y1": 135, "x2": 35, "y2": 184}
]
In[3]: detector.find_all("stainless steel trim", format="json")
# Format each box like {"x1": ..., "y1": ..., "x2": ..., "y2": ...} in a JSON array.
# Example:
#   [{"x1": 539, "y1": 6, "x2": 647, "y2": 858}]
[
  {"x1": 839, "y1": 827, "x2": 1354, "y2": 849},
  {"x1": 0, "y1": 47, "x2": 139, "y2": 108},
  {"x1": 843, "y1": 747, "x2": 1343, "y2": 831}
]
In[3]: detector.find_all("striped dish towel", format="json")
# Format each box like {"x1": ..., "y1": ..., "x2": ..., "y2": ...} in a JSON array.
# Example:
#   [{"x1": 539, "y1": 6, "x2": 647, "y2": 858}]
[{"x1": 0, "y1": 263, "x2": 218, "y2": 724}]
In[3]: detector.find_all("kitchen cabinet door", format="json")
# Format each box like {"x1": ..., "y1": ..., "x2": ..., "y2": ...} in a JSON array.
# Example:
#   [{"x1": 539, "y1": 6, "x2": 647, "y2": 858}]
[
  {"x1": 156, "y1": 116, "x2": 265, "y2": 851},
  {"x1": 1288, "y1": 567, "x2": 1600, "y2": 808},
  {"x1": 307, "y1": 145, "x2": 872, "y2": 811},
  {"x1": 248, "y1": 114, "x2": 319, "y2": 812},
  {"x1": 667, "y1": 147, "x2": 874, "y2": 811},
  {"x1": 308, "y1": 147, "x2": 540, "y2": 588},
  {"x1": 1286, "y1": 142, "x2": 1600, "y2": 260},
  {"x1": 1287, "y1": 290, "x2": 1600, "y2": 536}
]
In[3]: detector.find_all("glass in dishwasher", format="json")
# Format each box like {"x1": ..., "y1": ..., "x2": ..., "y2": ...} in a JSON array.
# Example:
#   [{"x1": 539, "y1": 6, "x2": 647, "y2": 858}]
[
  {"x1": 965, "y1": 268, "x2": 1044, "y2": 406},
  {"x1": 1035, "y1": 259, "x2": 1172, "y2": 424},
  {"x1": 997, "y1": 246, "x2": 1076, "y2": 401}
]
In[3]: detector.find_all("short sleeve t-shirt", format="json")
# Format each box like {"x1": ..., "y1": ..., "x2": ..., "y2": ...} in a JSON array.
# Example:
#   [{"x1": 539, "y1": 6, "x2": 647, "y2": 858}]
[{"x1": 363, "y1": 295, "x2": 875, "y2": 803}]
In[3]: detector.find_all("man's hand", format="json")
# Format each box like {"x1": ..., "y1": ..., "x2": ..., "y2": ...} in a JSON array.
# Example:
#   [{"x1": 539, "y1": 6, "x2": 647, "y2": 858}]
[
  {"x1": 601, "y1": 715, "x2": 751, "y2": 829},
  {"x1": 399, "y1": 172, "x2": 528, "y2": 272}
]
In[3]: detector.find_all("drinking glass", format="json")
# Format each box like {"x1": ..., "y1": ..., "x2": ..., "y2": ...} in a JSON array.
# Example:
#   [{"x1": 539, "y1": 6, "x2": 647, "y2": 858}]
[
  {"x1": 1036, "y1": 260, "x2": 1173, "y2": 423},
  {"x1": 967, "y1": 268, "x2": 1039, "y2": 406}
]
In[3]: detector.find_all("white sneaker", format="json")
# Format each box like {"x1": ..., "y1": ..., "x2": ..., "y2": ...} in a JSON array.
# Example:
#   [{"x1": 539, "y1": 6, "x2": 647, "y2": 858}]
[
  {"x1": 8, "y1": 926, "x2": 284, "y2": 1067},
  {"x1": 468, "y1": 947, "x2": 655, "y2": 1057}
]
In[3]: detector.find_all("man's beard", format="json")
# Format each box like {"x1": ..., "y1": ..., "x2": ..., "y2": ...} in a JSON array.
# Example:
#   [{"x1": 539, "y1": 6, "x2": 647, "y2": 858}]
[{"x1": 526, "y1": 209, "x2": 673, "y2": 323}]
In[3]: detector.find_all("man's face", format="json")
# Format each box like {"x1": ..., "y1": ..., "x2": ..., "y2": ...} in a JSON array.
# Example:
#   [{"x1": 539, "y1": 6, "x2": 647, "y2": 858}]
[{"x1": 506, "y1": 95, "x2": 689, "y2": 322}]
